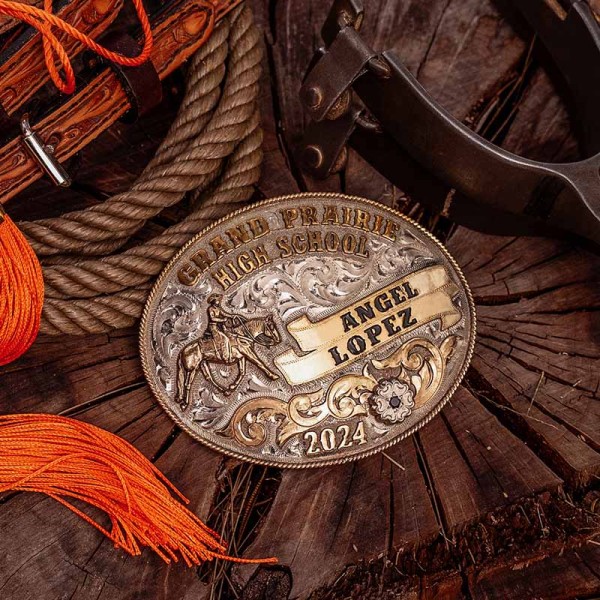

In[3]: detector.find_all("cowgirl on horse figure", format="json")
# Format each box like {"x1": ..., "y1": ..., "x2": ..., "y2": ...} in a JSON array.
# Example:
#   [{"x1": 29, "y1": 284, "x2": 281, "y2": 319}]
[{"x1": 176, "y1": 295, "x2": 281, "y2": 409}]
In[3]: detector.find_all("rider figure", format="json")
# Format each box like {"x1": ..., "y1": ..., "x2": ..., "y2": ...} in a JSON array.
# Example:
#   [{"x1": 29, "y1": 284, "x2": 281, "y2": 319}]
[{"x1": 205, "y1": 294, "x2": 237, "y2": 362}]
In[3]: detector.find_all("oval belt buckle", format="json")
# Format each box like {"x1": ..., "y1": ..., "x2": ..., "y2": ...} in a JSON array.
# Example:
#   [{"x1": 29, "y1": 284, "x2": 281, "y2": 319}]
[{"x1": 140, "y1": 194, "x2": 476, "y2": 468}]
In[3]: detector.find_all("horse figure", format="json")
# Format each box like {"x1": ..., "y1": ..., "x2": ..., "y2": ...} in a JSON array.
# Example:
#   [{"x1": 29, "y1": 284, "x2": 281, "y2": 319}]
[{"x1": 176, "y1": 314, "x2": 281, "y2": 410}]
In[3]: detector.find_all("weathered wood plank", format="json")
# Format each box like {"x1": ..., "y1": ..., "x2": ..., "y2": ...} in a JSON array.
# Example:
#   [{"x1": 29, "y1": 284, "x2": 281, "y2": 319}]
[
  {"x1": 235, "y1": 439, "x2": 441, "y2": 598},
  {"x1": 471, "y1": 345, "x2": 600, "y2": 488},
  {"x1": 448, "y1": 225, "x2": 600, "y2": 487},
  {"x1": 417, "y1": 388, "x2": 561, "y2": 532},
  {"x1": 252, "y1": 5, "x2": 301, "y2": 198},
  {"x1": 0, "y1": 330, "x2": 142, "y2": 415},
  {"x1": 470, "y1": 545, "x2": 600, "y2": 600}
]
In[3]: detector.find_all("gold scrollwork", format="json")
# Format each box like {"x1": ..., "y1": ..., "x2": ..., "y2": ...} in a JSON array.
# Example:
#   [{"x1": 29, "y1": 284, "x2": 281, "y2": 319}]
[
  {"x1": 228, "y1": 397, "x2": 287, "y2": 447},
  {"x1": 228, "y1": 372, "x2": 372, "y2": 447},
  {"x1": 227, "y1": 336, "x2": 458, "y2": 448}
]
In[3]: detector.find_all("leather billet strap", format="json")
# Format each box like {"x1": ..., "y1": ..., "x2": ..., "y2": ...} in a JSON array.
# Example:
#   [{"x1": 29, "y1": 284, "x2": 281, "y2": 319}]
[
  {"x1": 0, "y1": 0, "x2": 124, "y2": 142},
  {"x1": 99, "y1": 31, "x2": 163, "y2": 123},
  {"x1": 0, "y1": 0, "x2": 242, "y2": 205},
  {"x1": 299, "y1": 0, "x2": 600, "y2": 247},
  {"x1": 0, "y1": 0, "x2": 39, "y2": 36}
]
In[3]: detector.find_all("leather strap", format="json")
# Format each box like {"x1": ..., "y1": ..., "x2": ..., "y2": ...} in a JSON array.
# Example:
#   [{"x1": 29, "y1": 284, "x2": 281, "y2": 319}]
[
  {"x1": 100, "y1": 31, "x2": 163, "y2": 122},
  {"x1": 0, "y1": 104, "x2": 17, "y2": 142},
  {"x1": 0, "y1": 0, "x2": 242, "y2": 204},
  {"x1": 300, "y1": 0, "x2": 600, "y2": 247},
  {"x1": 0, "y1": 0, "x2": 38, "y2": 36}
]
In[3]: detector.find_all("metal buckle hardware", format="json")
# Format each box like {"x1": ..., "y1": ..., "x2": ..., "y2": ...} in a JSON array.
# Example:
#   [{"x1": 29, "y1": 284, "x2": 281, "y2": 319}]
[
  {"x1": 299, "y1": 0, "x2": 600, "y2": 246},
  {"x1": 20, "y1": 117, "x2": 72, "y2": 188}
]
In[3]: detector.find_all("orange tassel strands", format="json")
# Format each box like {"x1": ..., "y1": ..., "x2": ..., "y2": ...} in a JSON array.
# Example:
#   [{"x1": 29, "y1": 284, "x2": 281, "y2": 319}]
[
  {"x1": 0, "y1": 210, "x2": 44, "y2": 366},
  {"x1": 0, "y1": 414, "x2": 277, "y2": 566}
]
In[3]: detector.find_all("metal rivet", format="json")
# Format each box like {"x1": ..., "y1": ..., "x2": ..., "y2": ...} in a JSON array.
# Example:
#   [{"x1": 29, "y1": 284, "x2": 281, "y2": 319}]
[
  {"x1": 302, "y1": 145, "x2": 324, "y2": 170},
  {"x1": 338, "y1": 10, "x2": 352, "y2": 28},
  {"x1": 326, "y1": 90, "x2": 351, "y2": 120},
  {"x1": 330, "y1": 146, "x2": 348, "y2": 174},
  {"x1": 368, "y1": 56, "x2": 392, "y2": 79},
  {"x1": 303, "y1": 86, "x2": 323, "y2": 110}
]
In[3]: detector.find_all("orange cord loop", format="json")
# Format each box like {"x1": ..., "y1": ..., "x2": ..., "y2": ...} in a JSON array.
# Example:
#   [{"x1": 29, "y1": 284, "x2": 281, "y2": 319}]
[{"x1": 0, "y1": 0, "x2": 153, "y2": 94}]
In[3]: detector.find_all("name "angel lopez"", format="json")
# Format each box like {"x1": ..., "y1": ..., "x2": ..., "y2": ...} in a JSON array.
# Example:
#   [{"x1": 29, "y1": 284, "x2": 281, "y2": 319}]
[{"x1": 328, "y1": 282, "x2": 419, "y2": 366}]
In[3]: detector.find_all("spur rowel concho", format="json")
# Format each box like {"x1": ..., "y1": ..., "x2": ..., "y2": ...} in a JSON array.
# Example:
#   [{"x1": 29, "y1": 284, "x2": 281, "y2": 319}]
[{"x1": 140, "y1": 194, "x2": 476, "y2": 467}]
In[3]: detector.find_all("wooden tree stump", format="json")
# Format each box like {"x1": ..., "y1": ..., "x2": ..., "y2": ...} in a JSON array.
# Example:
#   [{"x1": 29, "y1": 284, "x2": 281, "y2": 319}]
[{"x1": 1, "y1": 1, "x2": 599, "y2": 598}]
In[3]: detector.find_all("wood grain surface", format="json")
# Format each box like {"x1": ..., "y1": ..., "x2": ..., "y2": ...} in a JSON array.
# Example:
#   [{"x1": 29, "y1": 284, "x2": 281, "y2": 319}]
[{"x1": 1, "y1": 1, "x2": 599, "y2": 599}]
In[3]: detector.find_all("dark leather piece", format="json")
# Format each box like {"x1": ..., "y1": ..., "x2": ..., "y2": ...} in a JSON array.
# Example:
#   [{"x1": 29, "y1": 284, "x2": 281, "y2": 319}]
[
  {"x1": 299, "y1": 0, "x2": 600, "y2": 247},
  {"x1": 100, "y1": 31, "x2": 163, "y2": 122},
  {"x1": 301, "y1": 26, "x2": 375, "y2": 122}
]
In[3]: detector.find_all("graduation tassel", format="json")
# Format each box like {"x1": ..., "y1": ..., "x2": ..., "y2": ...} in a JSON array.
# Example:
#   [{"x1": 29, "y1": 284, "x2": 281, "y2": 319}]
[
  {"x1": 0, "y1": 207, "x2": 44, "y2": 366},
  {"x1": 0, "y1": 414, "x2": 278, "y2": 566}
]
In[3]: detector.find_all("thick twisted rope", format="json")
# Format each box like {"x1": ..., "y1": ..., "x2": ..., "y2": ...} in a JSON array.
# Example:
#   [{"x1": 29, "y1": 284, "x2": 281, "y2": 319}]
[
  {"x1": 42, "y1": 111, "x2": 262, "y2": 300},
  {"x1": 23, "y1": 4, "x2": 263, "y2": 334},
  {"x1": 42, "y1": 110, "x2": 263, "y2": 334},
  {"x1": 20, "y1": 4, "x2": 260, "y2": 258}
]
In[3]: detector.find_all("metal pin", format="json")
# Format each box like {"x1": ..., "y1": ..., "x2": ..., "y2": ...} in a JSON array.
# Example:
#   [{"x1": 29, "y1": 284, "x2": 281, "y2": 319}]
[{"x1": 21, "y1": 117, "x2": 71, "y2": 188}]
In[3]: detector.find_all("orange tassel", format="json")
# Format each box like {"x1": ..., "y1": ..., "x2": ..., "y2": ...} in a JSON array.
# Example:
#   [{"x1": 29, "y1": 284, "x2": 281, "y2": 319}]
[
  {"x1": 0, "y1": 414, "x2": 277, "y2": 566},
  {"x1": 0, "y1": 211, "x2": 44, "y2": 366}
]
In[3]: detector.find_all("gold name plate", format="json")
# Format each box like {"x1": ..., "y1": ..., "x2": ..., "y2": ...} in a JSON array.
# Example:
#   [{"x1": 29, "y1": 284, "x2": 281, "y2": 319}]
[{"x1": 140, "y1": 194, "x2": 476, "y2": 467}]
